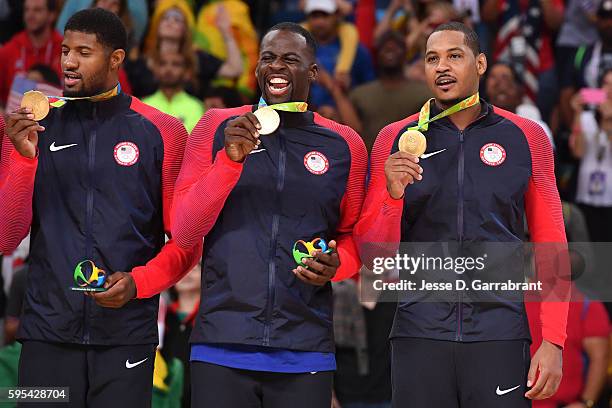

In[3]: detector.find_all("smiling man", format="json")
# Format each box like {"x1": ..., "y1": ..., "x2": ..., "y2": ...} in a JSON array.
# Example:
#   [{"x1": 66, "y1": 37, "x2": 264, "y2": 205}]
[
  {"x1": 354, "y1": 22, "x2": 569, "y2": 407},
  {"x1": 0, "y1": 8, "x2": 200, "y2": 408},
  {"x1": 166, "y1": 22, "x2": 367, "y2": 407}
]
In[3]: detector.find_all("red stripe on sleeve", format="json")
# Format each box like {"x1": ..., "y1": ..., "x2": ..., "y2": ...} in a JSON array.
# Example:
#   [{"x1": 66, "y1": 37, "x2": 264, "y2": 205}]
[
  {"x1": 354, "y1": 114, "x2": 418, "y2": 268},
  {"x1": 0, "y1": 117, "x2": 37, "y2": 254},
  {"x1": 494, "y1": 107, "x2": 569, "y2": 348},
  {"x1": 128, "y1": 98, "x2": 203, "y2": 298},
  {"x1": 313, "y1": 114, "x2": 368, "y2": 280},
  {"x1": 171, "y1": 106, "x2": 251, "y2": 250}
]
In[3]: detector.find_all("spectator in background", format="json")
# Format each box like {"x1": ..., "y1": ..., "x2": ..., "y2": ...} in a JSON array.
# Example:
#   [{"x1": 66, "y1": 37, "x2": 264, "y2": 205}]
[
  {"x1": 305, "y1": 0, "x2": 375, "y2": 110},
  {"x1": 332, "y1": 275, "x2": 396, "y2": 408},
  {"x1": 194, "y1": 0, "x2": 259, "y2": 98},
  {"x1": 486, "y1": 61, "x2": 555, "y2": 146},
  {"x1": 0, "y1": 0, "x2": 62, "y2": 107},
  {"x1": 3, "y1": 264, "x2": 27, "y2": 345},
  {"x1": 314, "y1": 66, "x2": 362, "y2": 130},
  {"x1": 161, "y1": 262, "x2": 201, "y2": 408},
  {"x1": 143, "y1": 50, "x2": 203, "y2": 133},
  {"x1": 0, "y1": 1, "x2": 24, "y2": 44},
  {"x1": 203, "y1": 86, "x2": 244, "y2": 110},
  {"x1": 302, "y1": 0, "x2": 361, "y2": 92},
  {"x1": 56, "y1": 0, "x2": 148, "y2": 47},
  {"x1": 25, "y1": 63, "x2": 60, "y2": 87},
  {"x1": 404, "y1": 1, "x2": 459, "y2": 59},
  {"x1": 569, "y1": 69, "x2": 612, "y2": 243},
  {"x1": 526, "y1": 238, "x2": 610, "y2": 408},
  {"x1": 483, "y1": 0, "x2": 564, "y2": 124},
  {"x1": 350, "y1": 31, "x2": 431, "y2": 152},
  {"x1": 557, "y1": 0, "x2": 599, "y2": 126},
  {"x1": 128, "y1": 0, "x2": 242, "y2": 99},
  {"x1": 560, "y1": 0, "x2": 612, "y2": 129}
]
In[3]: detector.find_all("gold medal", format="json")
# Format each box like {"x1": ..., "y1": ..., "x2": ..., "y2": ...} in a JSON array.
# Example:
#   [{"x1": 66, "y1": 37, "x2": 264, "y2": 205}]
[
  {"x1": 21, "y1": 90, "x2": 50, "y2": 121},
  {"x1": 399, "y1": 130, "x2": 427, "y2": 156},
  {"x1": 253, "y1": 106, "x2": 281, "y2": 135}
]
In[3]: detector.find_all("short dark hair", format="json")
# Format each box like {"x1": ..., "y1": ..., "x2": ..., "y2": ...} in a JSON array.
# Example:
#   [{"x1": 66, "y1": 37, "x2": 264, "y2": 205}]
[
  {"x1": 46, "y1": 0, "x2": 58, "y2": 12},
  {"x1": 490, "y1": 60, "x2": 523, "y2": 87},
  {"x1": 430, "y1": 22, "x2": 481, "y2": 56},
  {"x1": 64, "y1": 8, "x2": 127, "y2": 52},
  {"x1": 264, "y1": 22, "x2": 318, "y2": 56},
  {"x1": 28, "y1": 64, "x2": 61, "y2": 86},
  {"x1": 375, "y1": 30, "x2": 407, "y2": 52}
]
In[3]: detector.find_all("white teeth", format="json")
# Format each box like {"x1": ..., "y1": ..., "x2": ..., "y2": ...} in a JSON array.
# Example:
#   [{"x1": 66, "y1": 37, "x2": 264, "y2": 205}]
[{"x1": 270, "y1": 78, "x2": 288, "y2": 84}]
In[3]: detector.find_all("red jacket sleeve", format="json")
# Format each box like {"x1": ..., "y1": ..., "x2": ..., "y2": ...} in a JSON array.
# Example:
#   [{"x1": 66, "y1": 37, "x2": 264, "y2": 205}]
[
  {"x1": 128, "y1": 99, "x2": 203, "y2": 298},
  {"x1": 353, "y1": 116, "x2": 417, "y2": 268},
  {"x1": 0, "y1": 118, "x2": 37, "y2": 254},
  {"x1": 313, "y1": 114, "x2": 368, "y2": 281},
  {"x1": 495, "y1": 107, "x2": 570, "y2": 348},
  {"x1": 171, "y1": 106, "x2": 251, "y2": 250}
]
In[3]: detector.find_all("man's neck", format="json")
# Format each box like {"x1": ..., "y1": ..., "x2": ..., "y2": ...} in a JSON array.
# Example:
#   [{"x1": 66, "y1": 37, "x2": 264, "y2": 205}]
[
  {"x1": 29, "y1": 27, "x2": 51, "y2": 48},
  {"x1": 161, "y1": 86, "x2": 183, "y2": 101},
  {"x1": 177, "y1": 291, "x2": 199, "y2": 314},
  {"x1": 436, "y1": 97, "x2": 482, "y2": 130},
  {"x1": 379, "y1": 70, "x2": 406, "y2": 87},
  {"x1": 314, "y1": 31, "x2": 338, "y2": 46}
]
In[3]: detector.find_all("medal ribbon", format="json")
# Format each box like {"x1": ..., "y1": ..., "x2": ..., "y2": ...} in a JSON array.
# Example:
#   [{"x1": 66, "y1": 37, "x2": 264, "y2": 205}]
[
  {"x1": 47, "y1": 83, "x2": 122, "y2": 108},
  {"x1": 258, "y1": 97, "x2": 308, "y2": 113},
  {"x1": 408, "y1": 93, "x2": 480, "y2": 132}
]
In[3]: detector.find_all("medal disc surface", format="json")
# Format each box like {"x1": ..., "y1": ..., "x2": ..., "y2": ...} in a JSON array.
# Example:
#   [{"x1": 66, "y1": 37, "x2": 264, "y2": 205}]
[
  {"x1": 21, "y1": 90, "x2": 49, "y2": 121},
  {"x1": 399, "y1": 130, "x2": 427, "y2": 156},
  {"x1": 254, "y1": 107, "x2": 281, "y2": 135}
]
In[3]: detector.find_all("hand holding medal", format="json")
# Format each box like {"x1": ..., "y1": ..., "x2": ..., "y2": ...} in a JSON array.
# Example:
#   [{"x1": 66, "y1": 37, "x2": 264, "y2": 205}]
[
  {"x1": 7, "y1": 85, "x2": 123, "y2": 159},
  {"x1": 225, "y1": 98, "x2": 309, "y2": 162},
  {"x1": 387, "y1": 93, "x2": 480, "y2": 199}
]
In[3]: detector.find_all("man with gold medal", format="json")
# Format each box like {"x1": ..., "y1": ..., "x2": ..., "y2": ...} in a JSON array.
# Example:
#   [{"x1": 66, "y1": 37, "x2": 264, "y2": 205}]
[
  {"x1": 355, "y1": 22, "x2": 569, "y2": 407},
  {"x1": 0, "y1": 8, "x2": 201, "y2": 407},
  {"x1": 144, "y1": 22, "x2": 368, "y2": 407}
]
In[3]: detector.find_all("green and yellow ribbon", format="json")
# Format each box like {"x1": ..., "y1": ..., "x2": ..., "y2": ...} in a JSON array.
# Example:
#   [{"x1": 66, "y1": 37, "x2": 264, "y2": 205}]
[
  {"x1": 258, "y1": 97, "x2": 308, "y2": 113},
  {"x1": 409, "y1": 93, "x2": 480, "y2": 132}
]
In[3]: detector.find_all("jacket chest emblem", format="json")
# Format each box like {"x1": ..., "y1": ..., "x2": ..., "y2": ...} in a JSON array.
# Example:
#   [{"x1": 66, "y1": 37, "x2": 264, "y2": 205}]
[
  {"x1": 304, "y1": 151, "x2": 329, "y2": 175},
  {"x1": 480, "y1": 143, "x2": 506, "y2": 167},
  {"x1": 114, "y1": 142, "x2": 139, "y2": 166}
]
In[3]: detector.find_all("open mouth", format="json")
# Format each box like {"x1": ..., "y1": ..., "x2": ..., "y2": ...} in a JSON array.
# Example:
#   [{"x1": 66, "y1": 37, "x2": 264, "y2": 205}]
[
  {"x1": 64, "y1": 71, "x2": 82, "y2": 87},
  {"x1": 267, "y1": 76, "x2": 291, "y2": 97},
  {"x1": 435, "y1": 76, "x2": 456, "y2": 91}
]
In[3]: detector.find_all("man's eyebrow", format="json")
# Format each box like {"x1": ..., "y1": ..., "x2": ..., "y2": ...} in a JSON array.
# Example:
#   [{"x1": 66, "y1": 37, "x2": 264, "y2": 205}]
[
  {"x1": 62, "y1": 44, "x2": 95, "y2": 50},
  {"x1": 261, "y1": 51, "x2": 302, "y2": 58},
  {"x1": 446, "y1": 47, "x2": 464, "y2": 53}
]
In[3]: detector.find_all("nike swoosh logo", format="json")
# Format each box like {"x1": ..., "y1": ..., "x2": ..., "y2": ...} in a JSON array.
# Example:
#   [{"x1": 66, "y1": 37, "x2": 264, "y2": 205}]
[
  {"x1": 496, "y1": 385, "x2": 520, "y2": 396},
  {"x1": 420, "y1": 148, "x2": 446, "y2": 159},
  {"x1": 49, "y1": 142, "x2": 77, "y2": 152},
  {"x1": 249, "y1": 148, "x2": 266, "y2": 154},
  {"x1": 125, "y1": 358, "x2": 148, "y2": 369}
]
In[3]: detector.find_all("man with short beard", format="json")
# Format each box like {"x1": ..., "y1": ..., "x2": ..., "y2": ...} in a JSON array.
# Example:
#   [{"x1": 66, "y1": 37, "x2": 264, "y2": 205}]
[
  {"x1": 143, "y1": 51, "x2": 204, "y2": 133},
  {"x1": 0, "y1": 8, "x2": 200, "y2": 407},
  {"x1": 355, "y1": 22, "x2": 569, "y2": 408}
]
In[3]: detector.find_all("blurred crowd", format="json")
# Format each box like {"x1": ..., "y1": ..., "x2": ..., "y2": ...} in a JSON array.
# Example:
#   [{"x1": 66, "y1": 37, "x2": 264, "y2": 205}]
[{"x1": 1, "y1": 0, "x2": 612, "y2": 407}]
